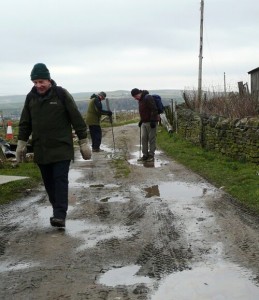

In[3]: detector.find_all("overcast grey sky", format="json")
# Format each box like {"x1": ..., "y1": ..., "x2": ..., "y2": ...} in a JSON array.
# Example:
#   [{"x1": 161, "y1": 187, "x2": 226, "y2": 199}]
[{"x1": 1, "y1": 0, "x2": 258, "y2": 96}]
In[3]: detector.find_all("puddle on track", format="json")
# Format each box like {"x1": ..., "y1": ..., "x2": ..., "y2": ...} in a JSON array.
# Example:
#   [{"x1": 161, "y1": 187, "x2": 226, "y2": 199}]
[
  {"x1": 153, "y1": 181, "x2": 215, "y2": 201},
  {"x1": 98, "y1": 260, "x2": 259, "y2": 299},
  {"x1": 143, "y1": 181, "x2": 259, "y2": 299},
  {"x1": 5, "y1": 168, "x2": 85, "y2": 228},
  {"x1": 0, "y1": 261, "x2": 40, "y2": 273},
  {"x1": 64, "y1": 220, "x2": 135, "y2": 251},
  {"x1": 68, "y1": 169, "x2": 90, "y2": 188},
  {"x1": 98, "y1": 264, "x2": 152, "y2": 287},
  {"x1": 150, "y1": 261, "x2": 259, "y2": 300}
]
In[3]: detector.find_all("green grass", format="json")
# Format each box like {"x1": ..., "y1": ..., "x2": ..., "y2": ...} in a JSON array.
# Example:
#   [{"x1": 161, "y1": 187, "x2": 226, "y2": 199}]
[
  {"x1": 0, "y1": 162, "x2": 41, "y2": 205},
  {"x1": 110, "y1": 158, "x2": 131, "y2": 178},
  {"x1": 157, "y1": 127, "x2": 259, "y2": 214}
]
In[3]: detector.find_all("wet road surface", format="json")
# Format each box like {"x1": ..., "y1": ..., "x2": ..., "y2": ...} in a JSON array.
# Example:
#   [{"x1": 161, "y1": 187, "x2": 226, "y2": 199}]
[{"x1": 0, "y1": 124, "x2": 259, "y2": 299}]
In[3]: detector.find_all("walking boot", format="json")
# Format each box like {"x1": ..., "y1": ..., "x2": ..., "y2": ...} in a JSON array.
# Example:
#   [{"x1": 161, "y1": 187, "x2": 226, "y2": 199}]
[{"x1": 50, "y1": 217, "x2": 66, "y2": 228}]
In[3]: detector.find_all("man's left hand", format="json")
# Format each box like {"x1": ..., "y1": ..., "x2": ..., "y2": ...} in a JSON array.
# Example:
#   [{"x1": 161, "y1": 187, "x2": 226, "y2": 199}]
[
  {"x1": 150, "y1": 121, "x2": 156, "y2": 129},
  {"x1": 79, "y1": 139, "x2": 92, "y2": 160}
]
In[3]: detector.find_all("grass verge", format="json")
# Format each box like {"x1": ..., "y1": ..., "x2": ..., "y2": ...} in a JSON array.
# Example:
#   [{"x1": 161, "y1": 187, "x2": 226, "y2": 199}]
[
  {"x1": 110, "y1": 158, "x2": 131, "y2": 178},
  {"x1": 0, "y1": 162, "x2": 41, "y2": 205},
  {"x1": 157, "y1": 127, "x2": 259, "y2": 214}
]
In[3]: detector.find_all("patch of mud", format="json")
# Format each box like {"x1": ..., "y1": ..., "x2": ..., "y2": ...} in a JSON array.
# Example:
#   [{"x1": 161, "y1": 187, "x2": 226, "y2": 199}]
[{"x1": 0, "y1": 124, "x2": 259, "y2": 300}]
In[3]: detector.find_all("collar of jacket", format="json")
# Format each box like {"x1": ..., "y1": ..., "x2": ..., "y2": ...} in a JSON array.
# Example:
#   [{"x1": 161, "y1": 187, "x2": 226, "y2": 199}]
[{"x1": 140, "y1": 90, "x2": 149, "y2": 100}]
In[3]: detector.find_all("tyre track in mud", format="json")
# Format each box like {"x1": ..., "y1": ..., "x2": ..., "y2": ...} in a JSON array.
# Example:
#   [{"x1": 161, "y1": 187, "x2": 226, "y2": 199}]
[
  {"x1": 0, "y1": 125, "x2": 194, "y2": 299},
  {"x1": 0, "y1": 124, "x2": 259, "y2": 299}
]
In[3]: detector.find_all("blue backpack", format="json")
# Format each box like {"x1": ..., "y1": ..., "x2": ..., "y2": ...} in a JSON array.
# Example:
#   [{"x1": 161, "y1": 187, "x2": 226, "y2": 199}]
[{"x1": 152, "y1": 94, "x2": 165, "y2": 114}]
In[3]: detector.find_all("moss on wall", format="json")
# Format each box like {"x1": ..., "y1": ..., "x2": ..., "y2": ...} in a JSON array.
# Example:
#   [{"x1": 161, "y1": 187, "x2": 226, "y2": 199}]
[{"x1": 176, "y1": 108, "x2": 259, "y2": 164}]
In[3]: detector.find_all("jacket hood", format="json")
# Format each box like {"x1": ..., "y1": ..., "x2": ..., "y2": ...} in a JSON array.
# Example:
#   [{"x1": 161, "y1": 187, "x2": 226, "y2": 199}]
[{"x1": 141, "y1": 90, "x2": 149, "y2": 99}]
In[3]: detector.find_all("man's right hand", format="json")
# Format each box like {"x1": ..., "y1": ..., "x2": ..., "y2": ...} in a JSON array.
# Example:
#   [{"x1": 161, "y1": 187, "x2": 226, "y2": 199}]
[
  {"x1": 138, "y1": 121, "x2": 142, "y2": 128},
  {"x1": 16, "y1": 140, "x2": 27, "y2": 163}
]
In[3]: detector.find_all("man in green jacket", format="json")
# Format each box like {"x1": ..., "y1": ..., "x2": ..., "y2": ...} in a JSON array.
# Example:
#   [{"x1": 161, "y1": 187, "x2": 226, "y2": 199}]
[
  {"x1": 85, "y1": 92, "x2": 112, "y2": 152},
  {"x1": 16, "y1": 63, "x2": 91, "y2": 228}
]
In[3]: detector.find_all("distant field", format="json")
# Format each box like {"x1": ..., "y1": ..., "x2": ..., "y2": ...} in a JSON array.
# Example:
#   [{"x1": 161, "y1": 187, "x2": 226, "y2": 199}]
[{"x1": 0, "y1": 89, "x2": 184, "y2": 117}]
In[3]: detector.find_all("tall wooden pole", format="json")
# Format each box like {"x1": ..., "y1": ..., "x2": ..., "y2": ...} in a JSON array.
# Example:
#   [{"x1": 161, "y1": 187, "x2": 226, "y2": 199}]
[
  {"x1": 224, "y1": 72, "x2": 227, "y2": 97},
  {"x1": 198, "y1": 0, "x2": 204, "y2": 113}
]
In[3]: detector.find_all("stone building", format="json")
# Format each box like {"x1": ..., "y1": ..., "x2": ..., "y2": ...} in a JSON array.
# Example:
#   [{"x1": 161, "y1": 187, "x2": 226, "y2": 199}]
[{"x1": 248, "y1": 67, "x2": 259, "y2": 99}]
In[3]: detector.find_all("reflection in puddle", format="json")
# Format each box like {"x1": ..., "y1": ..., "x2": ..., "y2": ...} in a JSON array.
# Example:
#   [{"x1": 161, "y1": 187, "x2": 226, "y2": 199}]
[
  {"x1": 151, "y1": 261, "x2": 259, "y2": 300},
  {"x1": 144, "y1": 181, "x2": 214, "y2": 201},
  {"x1": 98, "y1": 265, "x2": 152, "y2": 287},
  {"x1": 144, "y1": 185, "x2": 160, "y2": 198},
  {"x1": 158, "y1": 181, "x2": 214, "y2": 202},
  {"x1": 143, "y1": 181, "x2": 218, "y2": 252}
]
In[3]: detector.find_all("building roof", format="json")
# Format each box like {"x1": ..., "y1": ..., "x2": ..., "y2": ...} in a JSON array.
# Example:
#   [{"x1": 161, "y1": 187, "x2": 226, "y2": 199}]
[{"x1": 248, "y1": 67, "x2": 259, "y2": 74}]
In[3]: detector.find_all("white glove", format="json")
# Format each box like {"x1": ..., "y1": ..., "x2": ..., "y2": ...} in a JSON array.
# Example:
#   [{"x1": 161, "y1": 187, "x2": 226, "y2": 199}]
[
  {"x1": 16, "y1": 140, "x2": 27, "y2": 163},
  {"x1": 78, "y1": 138, "x2": 91, "y2": 160}
]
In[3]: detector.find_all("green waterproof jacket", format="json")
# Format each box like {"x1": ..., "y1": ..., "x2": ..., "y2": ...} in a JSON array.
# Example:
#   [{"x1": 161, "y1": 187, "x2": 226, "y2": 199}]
[
  {"x1": 85, "y1": 94, "x2": 111, "y2": 126},
  {"x1": 18, "y1": 82, "x2": 87, "y2": 164}
]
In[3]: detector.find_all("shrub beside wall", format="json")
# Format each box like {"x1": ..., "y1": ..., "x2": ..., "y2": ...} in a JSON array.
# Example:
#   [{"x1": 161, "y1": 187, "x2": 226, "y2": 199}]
[{"x1": 176, "y1": 108, "x2": 259, "y2": 164}]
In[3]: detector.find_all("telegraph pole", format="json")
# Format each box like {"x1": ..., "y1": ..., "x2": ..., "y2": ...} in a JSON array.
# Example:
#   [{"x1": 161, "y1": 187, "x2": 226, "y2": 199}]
[
  {"x1": 198, "y1": 0, "x2": 204, "y2": 113},
  {"x1": 224, "y1": 72, "x2": 227, "y2": 97}
]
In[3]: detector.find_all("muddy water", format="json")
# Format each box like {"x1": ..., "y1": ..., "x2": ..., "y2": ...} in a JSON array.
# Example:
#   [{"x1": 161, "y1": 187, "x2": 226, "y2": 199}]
[
  {"x1": 151, "y1": 262, "x2": 259, "y2": 299},
  {"x1": 0, "y1": 124, "x2": 259, "y2": 299},
  {"x1": 144, "y1": 182, "x2": 259, "y2": 299},
  {"x1": 126, "y1": 130, "x2": 259, "y2": 298}
]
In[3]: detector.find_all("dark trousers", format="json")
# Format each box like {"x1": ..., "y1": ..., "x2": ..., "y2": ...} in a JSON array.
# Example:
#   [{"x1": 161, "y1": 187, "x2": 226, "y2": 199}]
[
  {"x1": 38, "y1": 160, "x2": 70, "y2": 219},
  {"x1": 89, "y1": 125, "x2": 102, "y2": 150}
]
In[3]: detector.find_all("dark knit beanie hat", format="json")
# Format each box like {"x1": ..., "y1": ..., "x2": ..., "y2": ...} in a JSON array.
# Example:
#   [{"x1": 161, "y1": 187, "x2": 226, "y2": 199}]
[
  {"x1": 131, "y1": 88, "x2": 141, "y2": 97},
  {"x1": 98, "y1": 91, "x2": 107, "y2": 98},
  {"x1": 30, "y1": 63, "x2": 51, "y2": 81}
]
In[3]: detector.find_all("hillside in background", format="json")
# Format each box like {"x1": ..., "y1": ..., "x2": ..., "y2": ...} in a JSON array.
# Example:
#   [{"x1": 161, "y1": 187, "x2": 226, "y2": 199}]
[{"x1": 0, "y1": 89, "x2": 184, "y2": 119}]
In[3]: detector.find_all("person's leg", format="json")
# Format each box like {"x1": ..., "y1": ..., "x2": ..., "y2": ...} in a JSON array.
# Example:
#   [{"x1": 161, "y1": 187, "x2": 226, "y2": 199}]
[
  {"x1": 95, "y1": 125, "x2": 102, "y2": 150},
  {"x1": 148, "y1": 123, "x2": 157, "y2": 159},
  {"x1": 38, "y1": 163, "x2": 55, "y2": 208},
  {"x1": 141, "y1": 123, "x2": 149, "y2": 158},
  {"x1": 51, "y1": 160, "x2": 70, "y2": 220},
  {"x1": 91, "y1": 125, "x2": 102, "y2": 150},
  {"x1": 89, "y1": 125, "x2": 95, "y2": 149}
]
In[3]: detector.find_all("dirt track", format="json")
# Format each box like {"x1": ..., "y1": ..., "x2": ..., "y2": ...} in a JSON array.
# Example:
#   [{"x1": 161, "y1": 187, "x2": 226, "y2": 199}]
[{"x1": 0, "y1": 124, "x2": 259, "y2": 300}]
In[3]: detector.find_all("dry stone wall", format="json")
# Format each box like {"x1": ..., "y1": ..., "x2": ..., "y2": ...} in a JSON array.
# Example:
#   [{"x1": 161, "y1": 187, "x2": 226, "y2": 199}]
[{"x1": 176, "y1": 108, "x2": 259, "y2": 164}]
